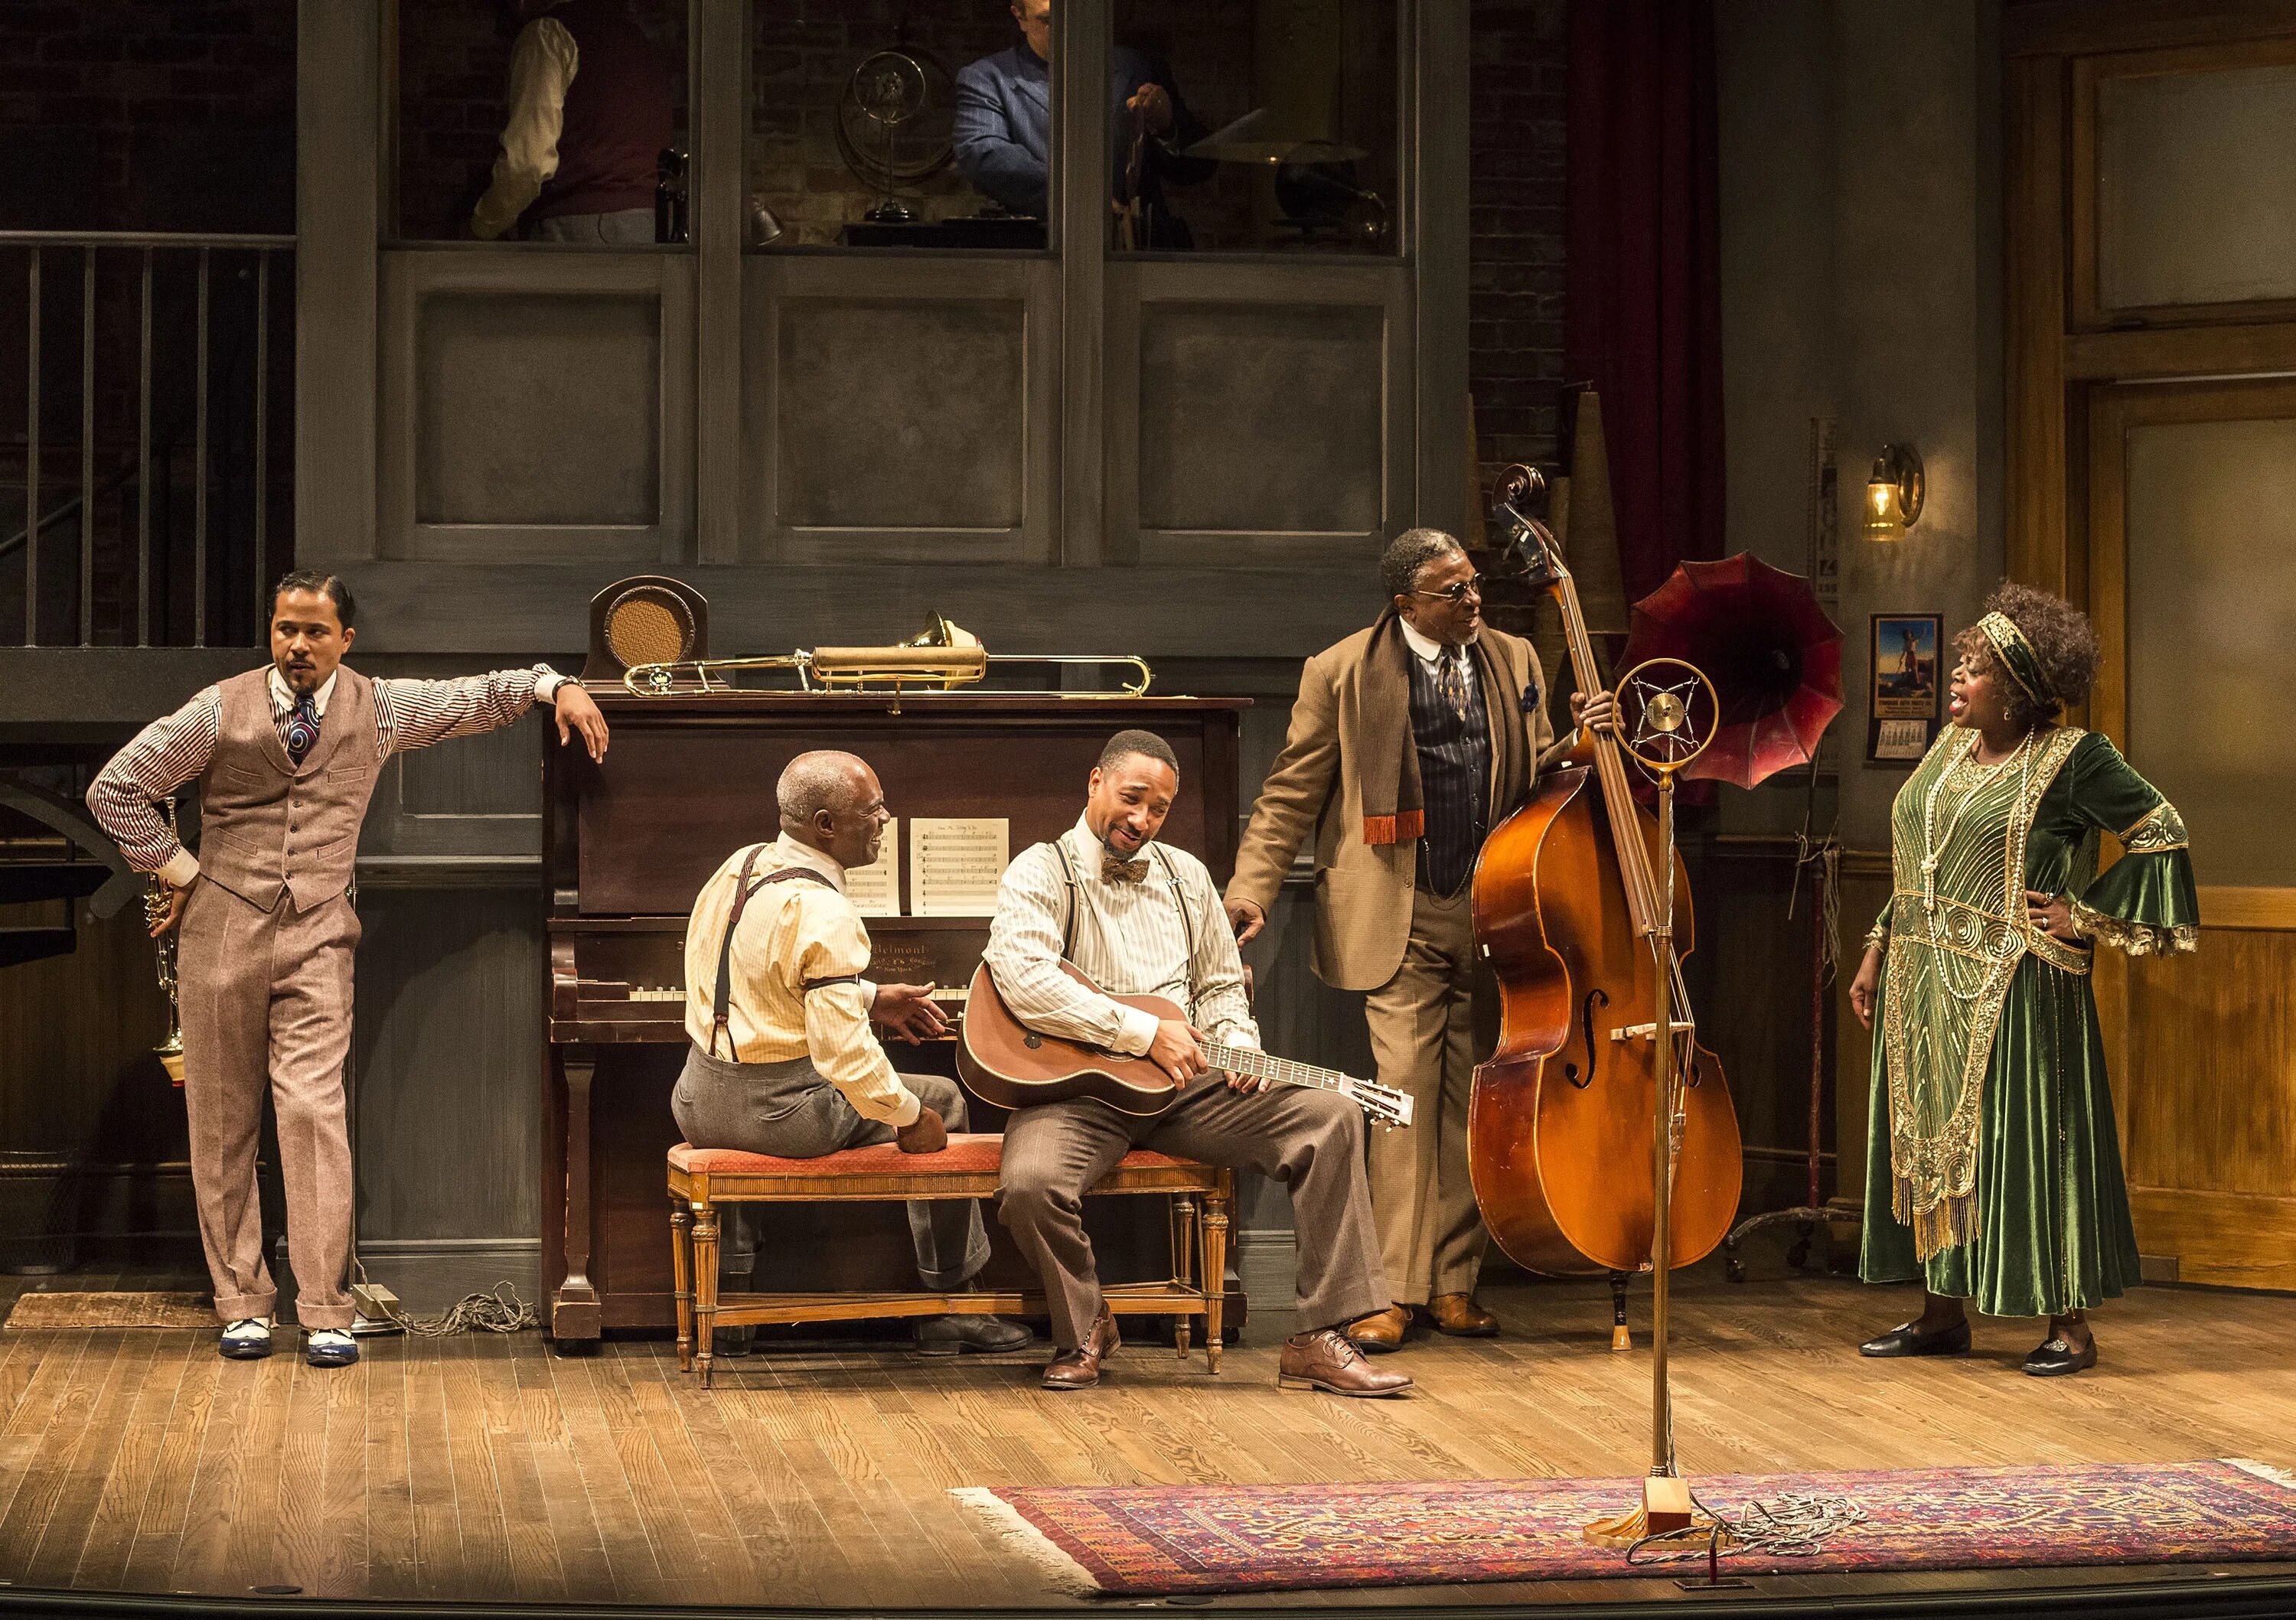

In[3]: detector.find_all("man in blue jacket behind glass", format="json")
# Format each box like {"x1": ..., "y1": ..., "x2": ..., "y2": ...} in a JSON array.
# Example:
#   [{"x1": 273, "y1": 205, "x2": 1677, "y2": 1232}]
[{"x1": 954, "y1": 0, "x2": 1214, "y2": 246}]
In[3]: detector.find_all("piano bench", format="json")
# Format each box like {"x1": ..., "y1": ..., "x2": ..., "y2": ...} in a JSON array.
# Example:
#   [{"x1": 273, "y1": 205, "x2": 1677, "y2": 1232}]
[{"x1": 666, "y1": 1135, "x2": 1233, "y2": 1388}]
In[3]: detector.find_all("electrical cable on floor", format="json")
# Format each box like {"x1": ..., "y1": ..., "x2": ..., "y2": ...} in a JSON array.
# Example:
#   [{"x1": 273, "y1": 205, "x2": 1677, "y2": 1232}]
[
  {"x1": 381, "y1": 1281, "x2": 540, "y2": 1338},
  {"x1": 1622, "y1": 1383, "x2": 1866, "y2": 1567},
  {"x1": 1623, "y1": 1487, "x2": 1867, "y2": 1568}
]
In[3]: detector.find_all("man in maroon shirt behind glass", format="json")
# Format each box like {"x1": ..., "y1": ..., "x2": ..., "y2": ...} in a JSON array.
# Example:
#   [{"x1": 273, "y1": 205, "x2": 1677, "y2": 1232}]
[{"x1": 471, "y1": 0, "x2": 673, "y2": 244}]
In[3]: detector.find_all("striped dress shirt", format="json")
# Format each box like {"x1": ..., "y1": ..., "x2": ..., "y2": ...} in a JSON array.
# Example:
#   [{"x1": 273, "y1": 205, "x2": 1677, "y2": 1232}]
[
  {"x1": 681, "y1": 834, "x2": 918, "y2": 1126},
  {"x1": 87, "y1": 663, "x2": 568, "y2": 889},
  {"x1": 983, "y1": 815, "x2": 1259, "y2": 1058}
]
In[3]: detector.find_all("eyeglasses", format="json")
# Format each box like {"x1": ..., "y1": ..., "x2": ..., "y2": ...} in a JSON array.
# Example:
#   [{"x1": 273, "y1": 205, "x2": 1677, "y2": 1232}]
[{"x1": 1410, "y1": 575, "x2": 1484, "y2": 605}]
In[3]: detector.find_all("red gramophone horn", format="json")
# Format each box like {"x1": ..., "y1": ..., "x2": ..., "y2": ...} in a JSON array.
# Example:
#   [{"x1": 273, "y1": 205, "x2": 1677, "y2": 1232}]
[{"x1": 1619, "y1": 554, "x2": 1844, "y2": 790}]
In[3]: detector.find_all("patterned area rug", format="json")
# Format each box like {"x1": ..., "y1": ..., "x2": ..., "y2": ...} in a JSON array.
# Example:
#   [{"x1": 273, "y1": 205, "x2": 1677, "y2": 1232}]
[
  {"x1": 4, "y1": 1291, "x2": 214, "y2": 1330},
  {"x1": 954, "y1": 1459, "x2": 2296, "y2": 1596}
]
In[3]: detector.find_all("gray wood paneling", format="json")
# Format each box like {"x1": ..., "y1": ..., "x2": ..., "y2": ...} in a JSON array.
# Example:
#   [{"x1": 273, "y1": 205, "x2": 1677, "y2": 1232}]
[
  {"x1": 0, "y1": 901, "x2": 196, "y2": 1264},
  {"x1": 353, "y1": 657, "x2": 556, "y2": 859},
  {"x1": 778, "y1": 299, "x2": 1027, "y2": 528},
  {"x1": 1412, "y1": 0, "x2": 1470, "y2": 536},
  {"x1": 351, "y1": 885, "x2": 543, "y2": 1247},
  {"x1": 1106, "y1": 259, "x2": 1413, "y2": 568},
  {"x1": 334, "y1": 560, "x2": 1389, "y2": 661},
  {"x1": 1058, "y1": 0, "x2": 1109, "y2": 567},
  {"x1": 416, "y1": 293, "x2": 663, "y2": 526},
  {"x1": 394, "y1": 724, "x2": 545, "y2": 819},
  {"x1": 1139, "y1": 302, "x2": 1386, "y2": 533},
  {"x1": 296, "y1": 0, "x2": 380, "y2": 563},
  {"x1": 693, "y1": 0, "x2": 747, "y2": 566},
  {"x1": 375, "y1": 251, "x2": 696, "y2": 566},
  {"x1": 743, "y1": 255, "x2": 1058, "y2": 565}
]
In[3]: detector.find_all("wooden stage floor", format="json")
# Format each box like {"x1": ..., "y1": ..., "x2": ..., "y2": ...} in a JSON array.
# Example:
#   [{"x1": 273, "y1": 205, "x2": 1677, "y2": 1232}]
[{"x1": 0, "y1": 1270, "x2": 2291, "y2": 1613}]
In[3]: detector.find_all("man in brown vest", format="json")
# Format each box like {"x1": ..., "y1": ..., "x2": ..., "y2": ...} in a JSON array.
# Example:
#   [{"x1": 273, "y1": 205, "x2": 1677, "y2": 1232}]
[
  {"x1": 90, "y1": 571, "x2": 609, "y2": 1366},
  {"x1": 1223, "y1": 531, "x2": 1611, "y2": 1353}
]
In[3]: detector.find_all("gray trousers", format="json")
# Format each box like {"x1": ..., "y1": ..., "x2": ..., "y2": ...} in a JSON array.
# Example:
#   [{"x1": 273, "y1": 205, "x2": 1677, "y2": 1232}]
[
  {"x1": 533, "y1": 208, "x2": 655, "y2": 244},
  {"x1": 998, "y1": 1078, "x2": 1388, "y2": 1350},
  {"x1": 670, "y1": 1046, "x2": 990, "y2": 1289}
]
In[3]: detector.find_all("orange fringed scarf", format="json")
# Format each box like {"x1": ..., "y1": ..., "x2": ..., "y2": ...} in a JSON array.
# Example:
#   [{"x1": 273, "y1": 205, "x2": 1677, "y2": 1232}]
[{"x1": 1352, "y1": 611, "x2": 1528, "y2": 849}]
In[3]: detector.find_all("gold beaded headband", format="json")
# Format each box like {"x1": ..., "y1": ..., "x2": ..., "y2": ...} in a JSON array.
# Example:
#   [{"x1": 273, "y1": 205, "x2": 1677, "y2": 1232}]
[{"x1": 1975, "y1": 611, "x2": 2051, "y2": 706}]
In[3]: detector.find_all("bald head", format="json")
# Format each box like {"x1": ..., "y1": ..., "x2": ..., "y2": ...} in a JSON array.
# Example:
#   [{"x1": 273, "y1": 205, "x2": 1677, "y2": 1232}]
[
  {"x1": 778, "y1": 751, "x2": 869, "y2": 826},
  {"x1": 777, "y1": 751, "x2": 891, "y2": 869}
]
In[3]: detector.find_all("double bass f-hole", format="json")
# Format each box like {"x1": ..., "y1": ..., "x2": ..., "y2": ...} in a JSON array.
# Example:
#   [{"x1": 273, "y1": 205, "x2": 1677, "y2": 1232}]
[{"x1": 1567, "y1": 988, "x2": 1609, "y2": 1089}]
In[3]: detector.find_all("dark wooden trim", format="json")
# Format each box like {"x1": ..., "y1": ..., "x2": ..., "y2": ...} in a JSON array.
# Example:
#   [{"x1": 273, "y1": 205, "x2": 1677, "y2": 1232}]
[
  {"x1": 1058, "y1": 0, "x2": 1109, "y2": 567},
  {"x1": 2068, "y1": 35, "x2": 2296, "y2": 333},
  {"x1": 2004, "y1": 53, "x2": 2070, "y2": 595},
  {"x1": 2065, "y1": 321, "x2": 2296, "y2": 379},
  {"x1": 296, "y1": 0, "x2": 380, "y2": 565},
  {"x1": 693, "y1": 0, "x2": 745, "y2": 566},
  {"x1": 551, "y1": 1047, "x2": 602, "y2": 1341},
  {"x1": 331, "y1": 560, "x2": 1387, "y2": 660},
  {"x1": 1413, "y1": 0, "x2": 1468, "y2": 537},
  {"x1": 2006, "y1": 0, "x2": 2296, "y2": 57}
]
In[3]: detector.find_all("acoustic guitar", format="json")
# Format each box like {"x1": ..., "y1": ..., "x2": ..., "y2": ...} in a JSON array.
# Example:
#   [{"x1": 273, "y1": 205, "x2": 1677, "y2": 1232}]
[{"x1": 956, "y1": 960, "x2": 1412, "y2": 1129}]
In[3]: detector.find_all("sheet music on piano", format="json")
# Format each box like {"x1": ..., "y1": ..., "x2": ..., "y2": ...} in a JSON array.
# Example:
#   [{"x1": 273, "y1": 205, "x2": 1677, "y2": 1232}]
[{"x1": 910, "y1": 817, "x2": 1009, "y2": 916}]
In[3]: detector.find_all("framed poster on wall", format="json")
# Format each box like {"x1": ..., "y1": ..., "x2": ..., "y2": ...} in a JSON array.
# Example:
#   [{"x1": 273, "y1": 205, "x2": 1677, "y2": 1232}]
[{"x1": 1869, "y1": 612, "x2": 1942, "y2": 762}]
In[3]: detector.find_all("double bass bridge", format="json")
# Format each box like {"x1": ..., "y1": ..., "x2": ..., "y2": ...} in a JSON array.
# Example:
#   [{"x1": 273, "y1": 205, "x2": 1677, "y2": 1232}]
[{"x1": 1608, "y1": 1019, "x2": 1698, "y2": 1043}]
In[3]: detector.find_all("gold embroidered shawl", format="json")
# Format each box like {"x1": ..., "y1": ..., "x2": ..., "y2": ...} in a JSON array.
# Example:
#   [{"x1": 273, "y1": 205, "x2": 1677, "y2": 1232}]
[{"x1": 1880, "y1": 725, "x2": 2088, "y2": 1260}]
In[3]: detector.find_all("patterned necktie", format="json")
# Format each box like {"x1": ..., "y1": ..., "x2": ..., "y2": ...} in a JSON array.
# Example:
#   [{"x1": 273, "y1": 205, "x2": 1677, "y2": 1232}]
[
  {"x1": 284, "y1": 693, "x2": 320, "y2": 765},
  {"x1": 1433, "y1": 649, "x2": 1470, "y2": 722},
  {"x1": 1101, "y1": 855, "x2": 1149, "y2": 885}
]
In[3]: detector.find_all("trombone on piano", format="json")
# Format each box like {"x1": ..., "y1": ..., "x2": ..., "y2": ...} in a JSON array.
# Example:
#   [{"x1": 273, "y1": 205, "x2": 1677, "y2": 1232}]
[{"x1": 622, "y1": 612, "x2": 1154, "y2": 701}]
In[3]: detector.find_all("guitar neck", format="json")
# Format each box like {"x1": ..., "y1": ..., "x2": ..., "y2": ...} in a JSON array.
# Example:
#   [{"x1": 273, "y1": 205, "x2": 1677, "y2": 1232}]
[{"x1": 1200, "y1": 1041, "x2": 1349, "y2": 1097}]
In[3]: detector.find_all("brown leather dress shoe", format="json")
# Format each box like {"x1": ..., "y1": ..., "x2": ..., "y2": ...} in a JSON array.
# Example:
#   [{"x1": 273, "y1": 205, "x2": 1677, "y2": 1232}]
[
  {"x1": 1041, "y1": 1306, "x2": 1119, "y2": 1390},
  {"x1": 1345, "y1": 1303, "x2": 1411, "y2": 1353},
  {"x1": 1279, "y1": 1327, "x2": 1414, "y2": 1397},
  {"x1": 1426, "y1": 1292, "x2": 1499, "y2": 1337}
]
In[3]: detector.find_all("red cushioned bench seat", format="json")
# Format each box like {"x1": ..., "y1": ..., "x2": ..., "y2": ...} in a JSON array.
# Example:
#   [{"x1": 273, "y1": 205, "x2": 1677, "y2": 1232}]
[{"x1": 666, "y1": 1132, "x2": 1233, "y2": 1386}]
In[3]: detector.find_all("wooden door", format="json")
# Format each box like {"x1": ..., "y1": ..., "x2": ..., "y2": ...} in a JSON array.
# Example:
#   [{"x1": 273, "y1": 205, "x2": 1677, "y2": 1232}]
[{"x1": 2086, "y1": 379, "x2": 2296, "y2": 1289}]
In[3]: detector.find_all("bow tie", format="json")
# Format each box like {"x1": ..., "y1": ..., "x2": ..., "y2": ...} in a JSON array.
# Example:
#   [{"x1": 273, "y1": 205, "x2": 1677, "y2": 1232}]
[{"x1": 1101, "y1": 854, "x2": 1149, "y2": 885}]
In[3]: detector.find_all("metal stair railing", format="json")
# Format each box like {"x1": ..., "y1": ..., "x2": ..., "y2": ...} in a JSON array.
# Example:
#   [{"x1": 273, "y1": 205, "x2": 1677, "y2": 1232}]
[{"x1": 2, "y1": 230, "x2": 294, "y2": 650}]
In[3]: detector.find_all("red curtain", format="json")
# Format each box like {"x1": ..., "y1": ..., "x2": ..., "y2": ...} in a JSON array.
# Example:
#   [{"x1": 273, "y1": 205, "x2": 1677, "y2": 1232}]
[{"x1": 1565, "y1": 0, "x2": 1726, "y2": 606}]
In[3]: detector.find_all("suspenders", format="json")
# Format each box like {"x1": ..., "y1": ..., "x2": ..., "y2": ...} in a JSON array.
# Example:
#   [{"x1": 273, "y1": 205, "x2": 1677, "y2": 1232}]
[
  {"x1": 1052, "y1": 839, "x2": 1206, "y2": 1021},
  {"x1": 705, "y1": 846, "x2": 859, "y2": 1059}
]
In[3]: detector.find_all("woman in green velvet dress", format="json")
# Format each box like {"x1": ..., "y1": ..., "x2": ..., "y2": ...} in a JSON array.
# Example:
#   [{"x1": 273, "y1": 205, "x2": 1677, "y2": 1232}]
[{"x1": 1848, "y1": 583, "x2": 2198, "y2": 1377}]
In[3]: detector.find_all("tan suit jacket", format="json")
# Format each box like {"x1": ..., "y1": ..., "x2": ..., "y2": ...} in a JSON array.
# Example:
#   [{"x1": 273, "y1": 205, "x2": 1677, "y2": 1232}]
[{"x1": 1227, "y1": 624, "x2": 1556, "y2": 993}]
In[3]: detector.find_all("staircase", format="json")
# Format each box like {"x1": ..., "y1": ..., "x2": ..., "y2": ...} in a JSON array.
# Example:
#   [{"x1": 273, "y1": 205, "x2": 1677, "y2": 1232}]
[{"x1": 0, "y1": 777, "x2": 140, "y2": 970}]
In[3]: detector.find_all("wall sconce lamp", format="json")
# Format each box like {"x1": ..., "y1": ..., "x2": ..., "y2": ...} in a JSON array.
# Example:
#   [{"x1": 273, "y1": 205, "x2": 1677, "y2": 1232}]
[{"x1": 1864, "y1": 444, "x2": 1925, "y2": 538}]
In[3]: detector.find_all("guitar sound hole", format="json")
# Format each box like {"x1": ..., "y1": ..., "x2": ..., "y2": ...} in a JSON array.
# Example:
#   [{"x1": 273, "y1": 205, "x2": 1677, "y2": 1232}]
[{"x1": 1023, "y1": 1034, "x2": 1042, "y2": 1049}]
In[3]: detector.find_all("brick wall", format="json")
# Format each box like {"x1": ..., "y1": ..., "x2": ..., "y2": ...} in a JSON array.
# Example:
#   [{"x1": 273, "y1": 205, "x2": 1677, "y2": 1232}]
[
  {"x1": 394, "y1": 0, "x2": 690, "y2": 241},
  {"x1": 0, "y1": 0, "x2": 295, "y2": 233},
  {"x1": 751, "y1": 0, "x2": 1015, "y2": 246},
  {"x1": 1469, "y1": 0, "x2": 1568, "y2": 492}
]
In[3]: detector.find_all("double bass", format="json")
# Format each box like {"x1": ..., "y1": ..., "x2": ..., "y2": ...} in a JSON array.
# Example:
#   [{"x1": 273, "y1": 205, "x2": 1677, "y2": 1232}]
[{"x1": 1468, "y1": 470, "x2": 1743, "y2": 1285}]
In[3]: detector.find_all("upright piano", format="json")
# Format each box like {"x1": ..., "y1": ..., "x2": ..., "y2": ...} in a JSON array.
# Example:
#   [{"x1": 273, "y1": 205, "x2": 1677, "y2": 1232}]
[{"x1": 543, "y1": 686, "x2": 1249, "y2": 1342}]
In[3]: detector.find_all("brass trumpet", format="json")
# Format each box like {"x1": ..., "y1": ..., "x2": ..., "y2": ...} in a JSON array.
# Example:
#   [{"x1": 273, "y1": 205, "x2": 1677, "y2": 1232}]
[
  {"x1": 622, "y1": 613, "x2": 1154, "y2": 700},
  {"x1": 144, "y1": 799, "x2": 186, "y2": 1087}
]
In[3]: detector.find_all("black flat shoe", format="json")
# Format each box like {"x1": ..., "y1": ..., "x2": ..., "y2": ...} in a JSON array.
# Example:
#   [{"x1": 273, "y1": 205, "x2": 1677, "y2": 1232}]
[
  {"x1": 2022, "y1": 1335, "x2": 2097, "y2": 1377},
  {"x1": 915, "y1": 1314, "x2": 1033, "y2": 1357},
  {"x1": 1858, "y1": 1318, "x2": 1971, "y2": 1358}
]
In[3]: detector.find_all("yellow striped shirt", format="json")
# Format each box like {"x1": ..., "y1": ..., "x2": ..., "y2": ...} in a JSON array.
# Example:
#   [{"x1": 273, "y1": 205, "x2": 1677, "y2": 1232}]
[{"x1": 682, "y1": 834, "x2": 918, "y2": 1126}]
